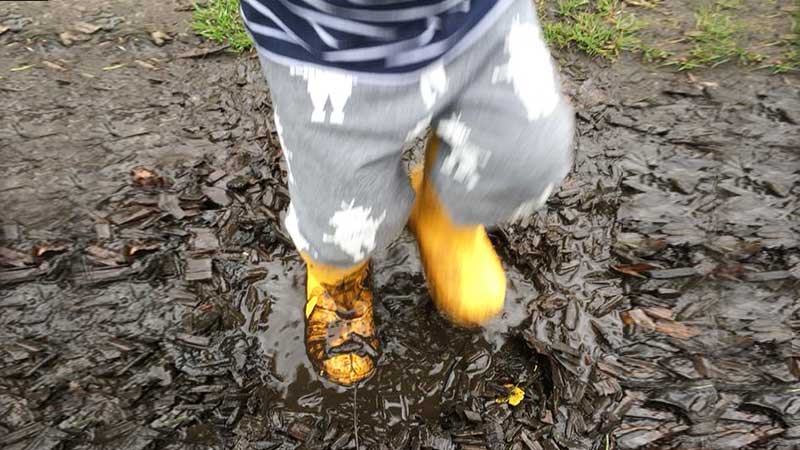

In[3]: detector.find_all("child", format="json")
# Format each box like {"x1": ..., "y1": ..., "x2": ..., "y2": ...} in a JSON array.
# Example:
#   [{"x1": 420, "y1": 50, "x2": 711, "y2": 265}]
[{"x1": 240, "y1": 0, "x2": 574, "y2": 385}]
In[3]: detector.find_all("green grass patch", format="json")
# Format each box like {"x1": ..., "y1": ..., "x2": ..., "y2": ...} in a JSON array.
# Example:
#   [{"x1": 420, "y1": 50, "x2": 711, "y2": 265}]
[
  {"x1": 192, "y1": 0, "x2": 252, "y2": 52},
  {"x1": 539, "y1": 0, "x2": 797, "y2": 74},
  {"x1": 541, "y1": 0, "x2": 642, "y2": 59},
  {"x1": 672, "y1": 3, "x2": 759, "y2": 70},
  {"x1": 767, "y1": 6, "x2": 800, "y2": 73}
]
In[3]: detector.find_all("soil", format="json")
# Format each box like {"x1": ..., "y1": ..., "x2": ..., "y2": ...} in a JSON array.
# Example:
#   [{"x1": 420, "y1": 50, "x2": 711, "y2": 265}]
[
  {"x1": 1, "y1": 1, "x2": 798, "y2": 450},
  {"x1": 630, "y1": 0, "x2": 798, "y2": 66}
]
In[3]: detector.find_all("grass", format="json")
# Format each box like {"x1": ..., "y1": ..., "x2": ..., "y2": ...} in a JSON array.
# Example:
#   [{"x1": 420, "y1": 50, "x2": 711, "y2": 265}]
[
  {"x1": 539, "y1": 0, "x2": 799, "y2": 73},
  {"x1": 192, "y1": 0, "x2": 252, "y2": 52},
  {"x1": 541, "y1": 0, "x2": 642, "y2": 59},
  {"x1": 767, "y1": 6, "x2": 800, "y2": 73},
  {"x1": 672, "y1": 3, "x2": 760, "y2": 70}
]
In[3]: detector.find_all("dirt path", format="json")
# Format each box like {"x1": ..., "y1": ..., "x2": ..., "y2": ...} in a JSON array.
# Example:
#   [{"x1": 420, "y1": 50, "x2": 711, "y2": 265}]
[{"x1": 1, "y1": 1, "x2": 799, "y2": 450}]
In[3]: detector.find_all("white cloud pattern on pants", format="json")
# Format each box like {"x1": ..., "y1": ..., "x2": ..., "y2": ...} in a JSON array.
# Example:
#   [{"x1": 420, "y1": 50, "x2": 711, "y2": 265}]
[
  {"x1": 438, "y1": 113, "x2": 491, "y2": 191},
  {"x1": 420, "y1": 63, "x2": 448, "y2": 111},
  {"x1": 285, "y1": 203, "x2": 312, "y2": 257},
  {"x1": 322, "y1": 199, "x2": 386, "y2": 262},
  {"x1": 273, "y1": 111, "x2": 294, "y2": 185},
  {"x1": 290, "y1": 66, "x2": 354, "y2": 125},
  {"x1": 491, "y1": 15, "x2": 559, "y2": 122}
]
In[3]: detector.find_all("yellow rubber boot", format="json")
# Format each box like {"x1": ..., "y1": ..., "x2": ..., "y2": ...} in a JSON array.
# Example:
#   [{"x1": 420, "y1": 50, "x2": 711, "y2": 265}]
[
  {"x1": 303, "y1": 255, "x2": 378, "y2": 385},
  {"x1": 408, "y1": 138, "x2": 506, "y2": 327}
]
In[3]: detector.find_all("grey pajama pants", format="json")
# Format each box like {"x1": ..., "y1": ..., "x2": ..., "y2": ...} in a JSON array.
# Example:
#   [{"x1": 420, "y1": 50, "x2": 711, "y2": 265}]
[{"x1": 257, "y1": 0, "x2": 575, "y2": 268}]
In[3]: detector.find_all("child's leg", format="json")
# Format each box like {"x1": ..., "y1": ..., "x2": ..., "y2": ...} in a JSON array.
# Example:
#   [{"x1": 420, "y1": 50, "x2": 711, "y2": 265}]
[
  {"x1": 257, "y1": 56, "x2": 432, "y2": 384},
  {"x1": 429, "y1": 4, "x2": 574, "y2": 226},
  {"x1": 259, "y1": 57, "x2": 424, "y2": 268},
  {"x1": 408, "y1": 0, "x2": 573, "y2": 327}
]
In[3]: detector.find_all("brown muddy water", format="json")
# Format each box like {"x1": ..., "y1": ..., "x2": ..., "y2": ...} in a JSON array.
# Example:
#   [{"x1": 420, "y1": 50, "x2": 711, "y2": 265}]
[{"x1": 1, "y1": 2, "x2": 799, "y2": 450}]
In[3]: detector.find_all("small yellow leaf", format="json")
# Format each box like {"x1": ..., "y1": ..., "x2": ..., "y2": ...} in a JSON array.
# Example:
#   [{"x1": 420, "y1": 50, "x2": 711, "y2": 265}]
[
  {"x1": 507, "y1": 385, "x2": 525, "y2": 406},
  {"x1": 305, "y1": 297, "x2": 317, "y2": 318},
  {"x1": 10, "y1": 64, "x2": 33, "y2": 72},
  {"x1": 496, "y1": 384, "x2": 525, "y2": 406}
]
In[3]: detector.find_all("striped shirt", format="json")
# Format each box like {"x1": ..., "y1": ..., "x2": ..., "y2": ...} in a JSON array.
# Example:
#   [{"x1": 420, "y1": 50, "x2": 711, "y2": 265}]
[{"x1": 239, "y1": 0, "x2": 511, "y2": 76}]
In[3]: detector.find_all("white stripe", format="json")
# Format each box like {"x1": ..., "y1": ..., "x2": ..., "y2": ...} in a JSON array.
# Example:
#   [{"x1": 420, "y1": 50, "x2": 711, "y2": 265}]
[
  {"x1": 252, "y1": 0, "x2": 517, "y2": 85},
  {"x1": 244, "y1": 20, "x2": 297, "y2": 43},
  {"x1": 241, "y1": 0, "x2": 306, "y2": 48},
  {"x1": 311, "y1": 22, "x2": 342, "y2": 49},
  {"x1": 279, "y1": 2, "x2": 397, "y2": 39}
]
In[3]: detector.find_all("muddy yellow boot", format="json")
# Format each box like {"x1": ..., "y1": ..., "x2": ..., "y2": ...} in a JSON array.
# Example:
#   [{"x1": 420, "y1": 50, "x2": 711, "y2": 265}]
[
  {"x1": 408, "y1": 138, "x2": 506, "y2": 327},
  {"x1": 303, "y1": 255, "x2": 378, "y2": 385}
]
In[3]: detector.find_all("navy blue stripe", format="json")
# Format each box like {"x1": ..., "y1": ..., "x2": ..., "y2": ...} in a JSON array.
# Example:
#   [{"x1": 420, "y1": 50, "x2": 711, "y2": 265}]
[
  {"x1": 241, "y1": 0, "x2": 500, "y2": 73},
  {"x1": 285, "y1": 0, "x2": 468, "y2": 22},
  {"x1": 319, "y1": 16, "x2": 439, "y2": 62}
]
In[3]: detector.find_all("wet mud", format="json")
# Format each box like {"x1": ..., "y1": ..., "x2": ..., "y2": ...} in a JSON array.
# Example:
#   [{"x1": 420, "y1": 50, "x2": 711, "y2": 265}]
[{"x1": 1, "y1": 2, "x2": 799, "y2": 450}]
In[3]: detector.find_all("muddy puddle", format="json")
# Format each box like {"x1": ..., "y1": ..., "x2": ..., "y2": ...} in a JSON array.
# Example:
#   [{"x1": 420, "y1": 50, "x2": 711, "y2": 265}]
[
  {"x1": 242, "y1": 232, "x2": 538, "y2": 433},
  {"x1": 1, "y1": 3, "x2": 799, "y2": 450}
]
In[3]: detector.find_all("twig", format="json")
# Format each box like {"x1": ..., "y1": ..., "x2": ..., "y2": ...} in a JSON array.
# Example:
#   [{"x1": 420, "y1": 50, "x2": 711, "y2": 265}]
[
  {"x1": 177, "y1": 44, "x2": 230, "y2": 59},
  {"x1": 353, "y1": 383, "x2": 359, "y2": 450}
]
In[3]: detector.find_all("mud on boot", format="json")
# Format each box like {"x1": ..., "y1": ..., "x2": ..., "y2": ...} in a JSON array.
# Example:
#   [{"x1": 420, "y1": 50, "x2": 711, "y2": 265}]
[{"x1": 303, "y1": 257, "x2": 379, "y2": 385}]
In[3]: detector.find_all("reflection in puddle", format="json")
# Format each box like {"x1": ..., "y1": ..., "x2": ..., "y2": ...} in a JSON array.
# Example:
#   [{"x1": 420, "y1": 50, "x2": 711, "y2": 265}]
[{"x1": 239, "y1": 261, "x2": 314, "y2": 392}]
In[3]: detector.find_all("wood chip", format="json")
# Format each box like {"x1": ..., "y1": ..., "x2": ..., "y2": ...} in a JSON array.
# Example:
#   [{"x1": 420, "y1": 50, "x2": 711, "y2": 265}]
[
  {"x1": 0, "y1": 422, "x2": 44, "y2": 445},
  {"x1": 623, "y1": 308, "x2": 656, "y2": 329},
  {"x1": 646, "y1": 267, "x2": 698, "y2": 279},
  {"x1": 158, "y1": 193, "x2": 186, "y2": 220},
  {"x1": 188, "y1": 384, "x2": 225, "y2": 394},
  {"x1": 207, "y1": 169, "x2": 227, "y2": 184},
  {"x1": 107, "y1": 338, "x2": 137, "y2": 352},
  {"x1": 288, "y1": 421, "x2": 312, "y2": 442},
  {"x1": 742, "y1": 271, "x2": 792, "y2": 282},
  {"x1": 131, "y1": 166, "x2": 163, "y2": 187},
  {"x1": 75, "y1": 266, "x2": 133, "y2": 285},
  {"x1": 150, "y1": 30, "x2": 170, "y2": 46},
  {"x1": 126, "y1": 240, "x2": 161, "y2": 258},
  {"x1": 652, "y1": 288, "x2": 681, "y2": 298},
  {"x1": 653, "y1": 319, "x2": 700, "y2": 339},
  {"x1": 202, "y1": 186, "x2": 231, "y2": 206},
  {"x1": 108, "y1": 207, "x2": 154, "y2": 225},
  {"x1": 0, "y1": 247, "x2": 33, "y2": 267},
  {"x1": 74, "y1": 21, "x2": 101, "y2": 34},
  {"x1": 611, "y1": 263, "x2": 658, "y2": 279},
  {"x1": 134, "y1": 59, "x2": 157, "y2": 70},
  {"x1": 642, "y1": 306, "x2": 674, "y2": 321},
  {"x1": 42, "y1": 60, "x2": 65, "y2": 71},
  {"x1": 59, "y1": 31, "x2": 80, "y2": 46},
  {"x1": 185, "y1": 258, "x2": 212, "y2": 281},
  {"x1": 190, "y1": 228, "x2": 219, "y2": 253},
  {"x1": 175, "y1": 333, "x2": 210, "y2": 348},
  {"x1": 519, "y1": 430, "x2": 543, "y2": 450},
  {"x1": 0, "y1": 267, "x2": 42, "y2": 284},
  {"x1": 34, "y1": 242, "x2": 68, "y2": 257},
  {"x1": 95, "y1": 223, "x2": 112, "y2": 240},
  {"x1": 177, "y1": 44, "x2": 230, "y2": 59},
  {"x1": 2, "y1": 224, "x2": 20, "y2": 240},
  {"x1": 86, "y1": 245, "x2": 122, "y2": 266},
  {"x1": 594, "y1": 377, "x2": 622, "y2": 395},
  {"x1": 624, "y1": 308, "x2": 698, "y2": 339},
  {"x1": 464, "y1": 410, "x2": 482, "y2": 422}
]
